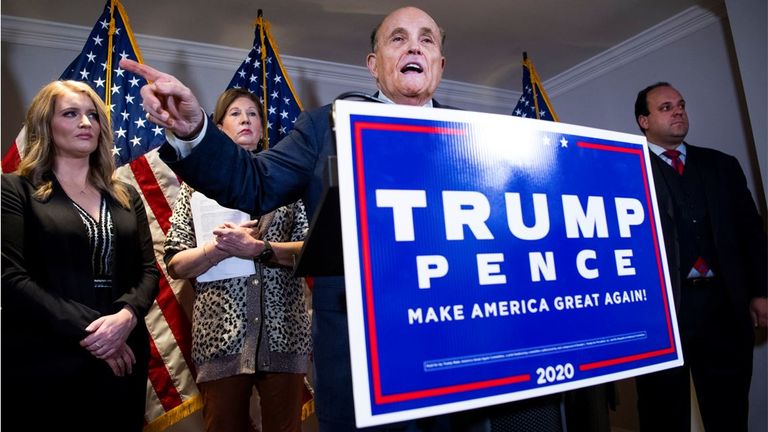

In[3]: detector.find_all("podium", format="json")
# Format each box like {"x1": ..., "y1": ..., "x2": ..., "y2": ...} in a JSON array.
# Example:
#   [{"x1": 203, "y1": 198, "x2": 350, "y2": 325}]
[{"x1": 293, "y1": 155, "x2": 343, "y2": 276}]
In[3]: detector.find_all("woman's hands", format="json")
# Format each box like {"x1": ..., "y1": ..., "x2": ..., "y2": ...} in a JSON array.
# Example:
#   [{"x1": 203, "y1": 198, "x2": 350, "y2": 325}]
[
  {"x1": 213, "y1": 221, "x2": 268, "y2": 258},
  {"x1": 80, "y1": 306, "x2": 138, "y2": 376},
  {"x1": 104, "y1": 344, "x2": 137, "y2": 377}
]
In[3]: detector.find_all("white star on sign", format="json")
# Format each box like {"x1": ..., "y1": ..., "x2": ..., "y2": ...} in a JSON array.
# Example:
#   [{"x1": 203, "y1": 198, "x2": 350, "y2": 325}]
[{"x1": 560, "y1": 137, "x2": 568, "y2": 148}]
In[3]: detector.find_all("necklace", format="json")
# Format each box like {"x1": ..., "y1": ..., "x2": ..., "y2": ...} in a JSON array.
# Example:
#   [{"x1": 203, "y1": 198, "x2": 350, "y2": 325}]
[{"x1": 54, "y1": 173, "x2": 91, "y2": 196}]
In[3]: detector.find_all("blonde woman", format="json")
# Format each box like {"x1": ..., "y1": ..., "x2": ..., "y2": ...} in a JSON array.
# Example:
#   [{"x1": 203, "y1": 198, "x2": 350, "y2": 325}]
[{"x1": 1, "y1": 80, "x2": 158, "y2": 431}]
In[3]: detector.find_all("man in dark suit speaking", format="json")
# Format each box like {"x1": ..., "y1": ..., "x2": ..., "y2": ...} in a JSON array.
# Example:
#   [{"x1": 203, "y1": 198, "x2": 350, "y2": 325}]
[
  {"x1": 633, "y1": 82, "x2": 767, "y2": 432},
  {"x1": 121, "y1": 7, "x2": 564, "y2": 431}
]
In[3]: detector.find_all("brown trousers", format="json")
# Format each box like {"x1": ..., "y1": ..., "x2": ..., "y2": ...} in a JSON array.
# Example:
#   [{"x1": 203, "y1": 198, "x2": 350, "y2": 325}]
[{"x1": 198, "y1": 372, "x2": 305, "y2": 432}]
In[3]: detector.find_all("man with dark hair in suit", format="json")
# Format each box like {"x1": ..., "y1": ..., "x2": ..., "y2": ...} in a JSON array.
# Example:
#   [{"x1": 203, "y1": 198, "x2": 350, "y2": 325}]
[{"x1": 634, "y1": 82, "x2": 767, "y2": 431}]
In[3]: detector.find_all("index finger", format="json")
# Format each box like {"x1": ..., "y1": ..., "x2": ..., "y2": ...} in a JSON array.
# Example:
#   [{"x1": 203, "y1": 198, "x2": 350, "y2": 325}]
[{"x1": 120, "y1": 58, "x2": 163, "y2": 83}]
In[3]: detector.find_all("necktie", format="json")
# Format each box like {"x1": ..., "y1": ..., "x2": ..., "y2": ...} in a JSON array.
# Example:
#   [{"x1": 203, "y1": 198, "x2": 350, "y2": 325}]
[
  {"x1": 663, "y1": 149, "x2": 684, "y2": 175},
  {"x1": 692, "y1": 256, "x2": 710, "y2": 276}
]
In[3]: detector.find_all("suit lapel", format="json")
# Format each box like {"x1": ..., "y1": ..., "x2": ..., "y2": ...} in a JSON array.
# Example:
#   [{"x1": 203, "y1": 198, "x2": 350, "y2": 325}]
[
  {"x1": 649, "y1": 153, "x2": 675, "y2": 220},
  {"x1": 649, "y1": 152, "x2": 682, "y2": 308}
]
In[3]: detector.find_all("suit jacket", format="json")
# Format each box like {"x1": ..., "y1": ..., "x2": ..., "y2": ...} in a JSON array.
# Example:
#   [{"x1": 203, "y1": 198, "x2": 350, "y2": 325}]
[
  {"x1": 1, "y1": 174, "x2": 158, "y2": 380},
  {"x1": 649, "y1": 143, "x2": 767, "y2": 327}
]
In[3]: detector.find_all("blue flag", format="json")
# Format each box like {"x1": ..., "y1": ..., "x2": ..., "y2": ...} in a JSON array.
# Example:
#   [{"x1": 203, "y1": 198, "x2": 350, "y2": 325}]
[
  {"x1": 511, "y1": 53, "x2": 558, "y2": 122},
  {"x1": 59, "y1": 0, "x2": 165, "y2": 166},
  {"x1": 227, "y1": 12, "x2": 303, "y2": 148}
]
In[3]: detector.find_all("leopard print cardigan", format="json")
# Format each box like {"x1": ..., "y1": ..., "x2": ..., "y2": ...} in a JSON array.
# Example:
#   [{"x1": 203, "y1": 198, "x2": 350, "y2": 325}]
[{"x1": 164, "y1": 183, "x2": 312, "y2": 383}]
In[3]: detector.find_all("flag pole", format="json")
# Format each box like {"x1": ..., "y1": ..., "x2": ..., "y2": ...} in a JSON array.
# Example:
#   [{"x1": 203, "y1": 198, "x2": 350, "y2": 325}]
[
  {"x1": 256, "y1": 9, "x2": 270, "y2": 148},
  {"x1": 104, "y1": 0, "x2": 117, "y2": 119}
]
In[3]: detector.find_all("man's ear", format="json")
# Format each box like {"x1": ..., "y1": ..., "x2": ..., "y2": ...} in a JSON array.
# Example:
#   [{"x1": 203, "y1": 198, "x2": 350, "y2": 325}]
[
  {"x1": 366, "y1": 53, "x2": 378, "y2": 79},
  {"x1": 638, "y1": 115, "x2": 649, "y2": 131}
]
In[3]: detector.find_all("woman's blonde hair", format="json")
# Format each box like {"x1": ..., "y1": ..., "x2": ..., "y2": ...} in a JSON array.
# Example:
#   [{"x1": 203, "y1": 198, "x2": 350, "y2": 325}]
[{"x1": 16, "y1": 80, "x2": 130, "y2": 208}]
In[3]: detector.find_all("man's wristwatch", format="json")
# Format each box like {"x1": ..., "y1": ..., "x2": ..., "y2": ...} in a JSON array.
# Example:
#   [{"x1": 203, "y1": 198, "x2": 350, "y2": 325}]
[{"x1": 257, "y1": 239, "x2": 274, "y2": 263}]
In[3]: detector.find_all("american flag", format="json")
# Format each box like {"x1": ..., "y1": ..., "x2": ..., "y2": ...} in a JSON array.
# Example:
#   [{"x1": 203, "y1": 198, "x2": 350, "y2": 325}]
[
  {"x1": 511, "y1": 52, "x2": 559, "y2": 122},
  {"x1": 58, "y1": 3, "x2": 167, "y2": 164},
  {"x1": 227, "y1": 10, "x2": 303, "y2": 147},
  {"x1": 2, "y1": 1, "x2": 202, "y2": 430}
]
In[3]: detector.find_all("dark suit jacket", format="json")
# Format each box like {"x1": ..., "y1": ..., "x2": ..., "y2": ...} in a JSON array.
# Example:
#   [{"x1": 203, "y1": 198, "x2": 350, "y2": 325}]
[
  {"x1": 1, "y1": 174, "x2": 158, "y2": 381},
  {"x1": 649, "y1": 143, "x2": 767, "y2": 328}
]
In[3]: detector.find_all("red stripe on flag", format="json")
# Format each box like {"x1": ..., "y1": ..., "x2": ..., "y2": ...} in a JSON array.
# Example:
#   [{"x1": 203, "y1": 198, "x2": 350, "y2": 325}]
[
  {"x1": 2, "y1": 143, "x2": 20, "y2": 173},
  {"x1": 147, "y1": 328, "x2": 184, "y2": 411},
  {"x1": 130, "y1": 155, "x2": 173, "y2": 233},
  {"x1": 154, "y1": 265, "x2": 196, "y2": 378}
]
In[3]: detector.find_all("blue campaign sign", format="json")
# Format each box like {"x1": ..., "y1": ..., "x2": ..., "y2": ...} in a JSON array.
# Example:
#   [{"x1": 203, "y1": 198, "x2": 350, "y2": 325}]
[{"x1": 333, "y1": 100, "x2": 683, "y2": 427}]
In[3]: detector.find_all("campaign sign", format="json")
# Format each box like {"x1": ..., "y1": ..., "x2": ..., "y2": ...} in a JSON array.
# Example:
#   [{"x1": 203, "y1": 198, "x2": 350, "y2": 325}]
[{"x1": 333, "y1": 100, "x2": 682, "y2": 427}]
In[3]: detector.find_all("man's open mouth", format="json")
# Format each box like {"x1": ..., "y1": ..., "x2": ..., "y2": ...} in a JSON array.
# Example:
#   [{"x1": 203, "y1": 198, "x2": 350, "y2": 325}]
[{"x1": 401, "y1": 63, "x2": 423, "y2": 73}]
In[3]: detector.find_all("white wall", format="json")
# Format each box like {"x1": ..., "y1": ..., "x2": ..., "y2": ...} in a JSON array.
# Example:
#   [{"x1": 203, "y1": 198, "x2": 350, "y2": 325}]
[
  {"x1": 725, "y1": 0, "x2": 767, "y2": 205},
  {"x1": 546, "y1": 6, "x2": 764, "y2": 213}
]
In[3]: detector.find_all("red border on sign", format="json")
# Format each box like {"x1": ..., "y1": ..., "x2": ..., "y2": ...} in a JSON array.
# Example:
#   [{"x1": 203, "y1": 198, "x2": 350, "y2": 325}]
[{"x1": 351, "y1": 126, "x2": 676, "y2": 406}]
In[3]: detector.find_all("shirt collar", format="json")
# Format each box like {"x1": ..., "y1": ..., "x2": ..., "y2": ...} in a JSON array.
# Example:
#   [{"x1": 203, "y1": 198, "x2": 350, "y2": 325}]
[
  {"x1": 376, "y1": 91, "x2": 434, "y2": 108},
  {"x1": 647, "y1": 141, "x2": 687, "y2": 160}
]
